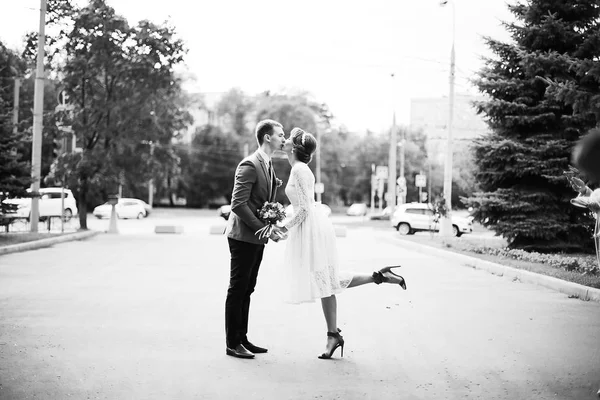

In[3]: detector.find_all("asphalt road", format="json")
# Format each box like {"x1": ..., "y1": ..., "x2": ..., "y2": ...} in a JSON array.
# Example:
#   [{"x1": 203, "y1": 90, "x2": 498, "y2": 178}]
[{"x1": 1, "y1": 211, "x2": 599, "y2": 399}]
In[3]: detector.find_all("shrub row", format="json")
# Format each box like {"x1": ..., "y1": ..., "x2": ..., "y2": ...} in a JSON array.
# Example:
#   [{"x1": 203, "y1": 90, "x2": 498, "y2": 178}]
[{"x1": 451, "y1": 242, "x2": 599, "y2": 275}]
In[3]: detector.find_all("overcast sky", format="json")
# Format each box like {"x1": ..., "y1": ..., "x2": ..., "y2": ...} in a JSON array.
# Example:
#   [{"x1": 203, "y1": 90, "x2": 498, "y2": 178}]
[{"x1": 1, "y1": 0, "x2": 515, "y2": 133}]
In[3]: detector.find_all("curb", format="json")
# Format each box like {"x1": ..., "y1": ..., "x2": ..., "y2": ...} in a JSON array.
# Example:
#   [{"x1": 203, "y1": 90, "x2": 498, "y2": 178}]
[
  {"x1": 0, "y1": 230, "x2": 100, "y2": 256},
  {"x1": 391, "y1": 236, "x2": 600, "y2": 303}
]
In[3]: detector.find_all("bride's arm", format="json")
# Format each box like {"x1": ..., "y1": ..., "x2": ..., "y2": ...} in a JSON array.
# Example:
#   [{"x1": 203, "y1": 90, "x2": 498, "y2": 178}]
[{"x1": 281, "y1": 166, "x2": 312, "y2": 232}]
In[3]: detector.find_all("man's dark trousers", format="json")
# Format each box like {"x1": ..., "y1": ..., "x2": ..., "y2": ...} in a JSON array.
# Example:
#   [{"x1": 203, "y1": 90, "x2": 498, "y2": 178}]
[{"x1": 225, "y1": 238, "x2": 265, "y2": 348}]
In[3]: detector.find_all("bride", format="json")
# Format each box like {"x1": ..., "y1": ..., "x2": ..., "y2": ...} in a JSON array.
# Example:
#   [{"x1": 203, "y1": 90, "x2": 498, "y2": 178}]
[{"x1": 278, "y1": 127, "x2": 407, "y2": 360}]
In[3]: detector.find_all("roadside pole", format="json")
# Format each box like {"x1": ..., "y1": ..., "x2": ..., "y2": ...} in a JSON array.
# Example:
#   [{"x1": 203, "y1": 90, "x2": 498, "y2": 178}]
[
  {"x1": 12, "y1": 78, "x2": 20, "y2": 134},
  {"x1": 30, "y1": 0, "x2": 47, "y2": 233}
]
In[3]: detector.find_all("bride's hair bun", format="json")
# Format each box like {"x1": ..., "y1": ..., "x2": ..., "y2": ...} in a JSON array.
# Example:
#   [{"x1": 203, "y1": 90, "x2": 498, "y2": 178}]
[{"x1": 291, "y1": 127, "x2": 317, "y2": 164}]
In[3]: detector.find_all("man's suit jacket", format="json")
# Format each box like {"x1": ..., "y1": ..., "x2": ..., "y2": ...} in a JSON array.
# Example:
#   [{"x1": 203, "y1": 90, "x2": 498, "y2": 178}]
[{"x1": 225, "y1": 150, "x2": 278, "y2": 244}]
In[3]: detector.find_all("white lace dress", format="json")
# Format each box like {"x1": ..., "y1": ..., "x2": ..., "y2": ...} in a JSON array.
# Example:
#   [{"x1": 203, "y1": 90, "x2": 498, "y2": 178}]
[{"x1": 281, "y1": 163, "x2": 352, "y2": 304}]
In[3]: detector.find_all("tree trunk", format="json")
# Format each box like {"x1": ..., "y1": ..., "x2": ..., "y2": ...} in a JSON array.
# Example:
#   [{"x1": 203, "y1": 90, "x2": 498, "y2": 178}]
[
  {"x1": 167, "y1": 172, "x2": 175, "y2": 207},
  {"x1": 78, "y1": 181, "x2": 88, "y2": 230}
]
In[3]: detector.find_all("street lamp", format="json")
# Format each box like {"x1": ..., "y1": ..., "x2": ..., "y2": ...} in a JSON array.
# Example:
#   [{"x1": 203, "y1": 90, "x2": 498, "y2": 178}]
[
  {"x1": 397, "y1": 133, "x2": 406, "y2": 205},
  {"x1": 440, "y1": 0, "x2": 456, "y2": 237},
  {"x1": 141, "y1": 140, "x2": 155, "y2": 208},
  {"x1": 30, "y1": 0, "x2": 47, "y2": 233},
  {"x1": 315, "y1": 127, "x2": 322, "y2": 203},
  {"x1": 387, "y1": 73, "x2": 398, "y2": 210},
  {"x1": 314, "y1": 119, "x2": 330, "y2": 204}
]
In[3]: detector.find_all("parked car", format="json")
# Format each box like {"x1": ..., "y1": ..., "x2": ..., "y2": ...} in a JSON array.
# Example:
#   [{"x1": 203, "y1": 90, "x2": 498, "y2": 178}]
[
  {"x1": 285, "y1": 203, "x2": 332, "y2": 218},
  {"x1": 370, "y1": 206, "x2": 393, "y2": 220},
  {"x1": 218, "y1": 205, "x2": 232, "y2": 220},
  {"x1": 2, "y1": 187, "x2": 78, "y2": 221},
  {"x1": 346, "y1": 203, "x2": 368, "y2": 216},
  {"x1": 93, "y1": 198, "x2": 148, "y2": 219},
  {"x1": 390, "y1": 202, "x2": 472, "y2": 237},
  {"x1": 136, "y1": 199, "x2": 152, "y2": 216}
]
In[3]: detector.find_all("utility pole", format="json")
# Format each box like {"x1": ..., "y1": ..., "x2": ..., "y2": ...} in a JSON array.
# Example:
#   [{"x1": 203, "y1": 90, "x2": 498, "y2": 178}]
[
  {"x1": 428, "y1": 160, "x2": 433, "y2": 205},
  {"x1": 12, "y1": 78, "x2": 20, "y2": 134},
  {"x1": 440, "y1": 0, "x2": 456, "y2": 237},
  {"x1": 243, "y1": 143, "x2": 249, "y2": 158},
  {"x1": 398, "y1": 127, "x2": 406, "y2": 205},
  {"x1": 148, "y1": 141, "x2": 155, "y2": 208},
  {"x1": 315, "y1": 126, "x2": 322, "y2": 203},
  {"x1": 387, "y1": 73, "x2": 397, "y2": 209},
  {"x1": 370, "y1": 164, "x2": 376, "y2": 215},
  {"x1": 30, "y1": 0, "x2": 47, "y2": 233}
]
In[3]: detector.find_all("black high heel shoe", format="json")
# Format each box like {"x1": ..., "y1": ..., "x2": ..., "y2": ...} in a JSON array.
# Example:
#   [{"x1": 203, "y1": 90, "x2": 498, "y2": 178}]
[
  {"x1": 318, "y1": 331, "x2": 344, "y2": 359},
  {"x1": 372, "y1": 265, "x2": 407, "y2": 290}
]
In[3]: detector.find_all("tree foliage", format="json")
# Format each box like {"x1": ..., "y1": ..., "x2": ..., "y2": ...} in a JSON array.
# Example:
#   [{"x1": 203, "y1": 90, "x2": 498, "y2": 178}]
[
  {"x1": 180, "y1": 125, "x2": 242, "y2": 207},
  {"x1": 468, "y1": 0, "x2": 599, "y2": 252},
  {"x1": 0, "y1": 42, "x2": 31, "y2": 211},
  {"x1": 44, "y1": 0, "x2": 189, "y2": 228}
]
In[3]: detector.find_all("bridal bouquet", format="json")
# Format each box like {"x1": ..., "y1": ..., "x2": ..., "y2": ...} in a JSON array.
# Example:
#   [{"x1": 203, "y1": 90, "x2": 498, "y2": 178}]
[{"x1": 255, "y1": 201, "x2": 286, "y2": 240}]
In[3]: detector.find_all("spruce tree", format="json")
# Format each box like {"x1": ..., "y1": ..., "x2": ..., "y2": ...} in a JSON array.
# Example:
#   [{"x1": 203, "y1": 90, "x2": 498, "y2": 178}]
[{"x1": 470, "y1": 0, "x2": 600, "y2": 252}]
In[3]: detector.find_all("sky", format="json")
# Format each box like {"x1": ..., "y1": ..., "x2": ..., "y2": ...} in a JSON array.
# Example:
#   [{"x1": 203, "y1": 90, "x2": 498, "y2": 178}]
[{"x1": 0, "y1": 0, "x2": 515, "y2": 133}]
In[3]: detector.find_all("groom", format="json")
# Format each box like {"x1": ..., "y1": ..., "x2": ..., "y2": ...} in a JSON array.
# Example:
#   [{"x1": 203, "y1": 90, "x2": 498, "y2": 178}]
[{"x1": 224, "y1": 119, "x2": 286, "y2": 359}]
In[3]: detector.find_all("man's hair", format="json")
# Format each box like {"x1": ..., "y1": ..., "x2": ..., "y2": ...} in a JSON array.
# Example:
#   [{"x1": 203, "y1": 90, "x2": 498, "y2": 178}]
[{"x1": 255, "y1": 119, "x2": 283, "y2": 145}]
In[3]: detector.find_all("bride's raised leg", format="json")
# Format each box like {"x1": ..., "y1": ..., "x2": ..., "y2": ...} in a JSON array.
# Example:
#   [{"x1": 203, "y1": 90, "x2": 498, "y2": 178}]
[
  {"x1": 347, "y1": 274, "x2": 375, "y2": 288},
  {"x1": 345, "y1": 266, "x2": 407, "y2": 290}
]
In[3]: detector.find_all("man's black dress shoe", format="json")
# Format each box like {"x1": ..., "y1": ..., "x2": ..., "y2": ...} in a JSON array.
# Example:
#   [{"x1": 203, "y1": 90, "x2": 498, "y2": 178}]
[
  {"x1": 242, "y1": 340, "x2": 268, "y2": 354},
  {"x1": 226, "y1": 344, "x2": 255, "y2": 359}
]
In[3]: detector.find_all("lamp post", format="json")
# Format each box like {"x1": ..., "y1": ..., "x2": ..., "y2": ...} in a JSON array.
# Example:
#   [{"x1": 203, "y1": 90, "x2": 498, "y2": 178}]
[
  {"x1": 440, "y1": 0, "x2": 456, "y2": 237},
  {"x1": 398, "y1": 133, "x2": 406, "y2": 205},
  {"x1": 30, "y1": 0, "x2": 47, "y2": 233},
  {"x1": 314, "y1": 117, "x2": 329, "y2": 204},
  {"x1": 142, "y1": 140, "x2": 155, "y2": 209},
  {"x1": 387, "y1": 73, "x2": 398, "y2": 210},
  {"x1": 315, "y1": 126, "x2": 322, "y2": 203}
]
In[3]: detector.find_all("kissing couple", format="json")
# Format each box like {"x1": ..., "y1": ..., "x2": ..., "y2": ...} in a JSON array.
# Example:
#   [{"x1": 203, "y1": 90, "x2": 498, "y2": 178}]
[{"x1": 224, "y1": 119, "x2": 408, "y2": 360}]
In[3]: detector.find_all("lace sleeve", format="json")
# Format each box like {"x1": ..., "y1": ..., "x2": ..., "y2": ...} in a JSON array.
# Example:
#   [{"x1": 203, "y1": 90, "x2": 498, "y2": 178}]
[{"x1": 283, "y1": 165, "x2": 313, "y2": 230}]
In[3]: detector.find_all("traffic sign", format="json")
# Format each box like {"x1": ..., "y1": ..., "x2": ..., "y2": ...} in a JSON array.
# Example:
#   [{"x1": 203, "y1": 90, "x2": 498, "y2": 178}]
[
  {"x1": 415, "y1": 174, "x2": 426, "y2": 188},
  {"x1": 376, "y1": 166, "x2": 388, "y2": 179},
  {"x1": 315, "y1": 182, "x2": 324, "y2": 194}
]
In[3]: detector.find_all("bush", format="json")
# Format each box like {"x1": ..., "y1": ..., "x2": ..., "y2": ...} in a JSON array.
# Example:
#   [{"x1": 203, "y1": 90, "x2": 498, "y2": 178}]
[{"x1": 450, "y1": 241, "x2": 599, "y2": 275}]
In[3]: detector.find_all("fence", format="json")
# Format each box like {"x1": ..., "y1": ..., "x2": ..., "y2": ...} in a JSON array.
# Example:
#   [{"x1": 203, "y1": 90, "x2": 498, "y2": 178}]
[{"x1": 1, "y1": 215, "x2": 81, "y2": 234}]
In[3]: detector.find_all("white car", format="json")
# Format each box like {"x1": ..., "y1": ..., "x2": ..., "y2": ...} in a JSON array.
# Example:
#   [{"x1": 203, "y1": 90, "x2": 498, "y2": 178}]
[
  {"x1": 2, "y1": 187, "x2": 78, "y2": 221},
  {"x1": 346, "y1": 203, "x2": 368, "y2": 216},
  {"x1": 93, "y1": 198, "x2": 148, "y2": 219},
  {"x1": 390, "y1": 202, "x2": 472, "y2": 237}
]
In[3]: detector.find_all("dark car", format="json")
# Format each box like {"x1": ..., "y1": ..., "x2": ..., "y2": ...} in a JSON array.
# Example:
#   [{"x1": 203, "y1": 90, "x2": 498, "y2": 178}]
[{"x1": 218, "y1": 205, "x2": 232, "y2": 220}]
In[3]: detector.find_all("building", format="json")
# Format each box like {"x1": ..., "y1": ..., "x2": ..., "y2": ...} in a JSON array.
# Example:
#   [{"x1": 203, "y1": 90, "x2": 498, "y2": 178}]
[
  {"x1": 181, "y1": 92, "x2": 225, "y2": 143},
  {"x1": 410, "y1": 94, "x2": 490, "y2": 163}
]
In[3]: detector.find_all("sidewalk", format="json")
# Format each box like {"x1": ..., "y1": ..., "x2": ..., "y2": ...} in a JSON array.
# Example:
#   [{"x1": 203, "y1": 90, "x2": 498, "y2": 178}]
[{"x1": 0, "y1": 230, "x2": 99, "y2": 256}]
